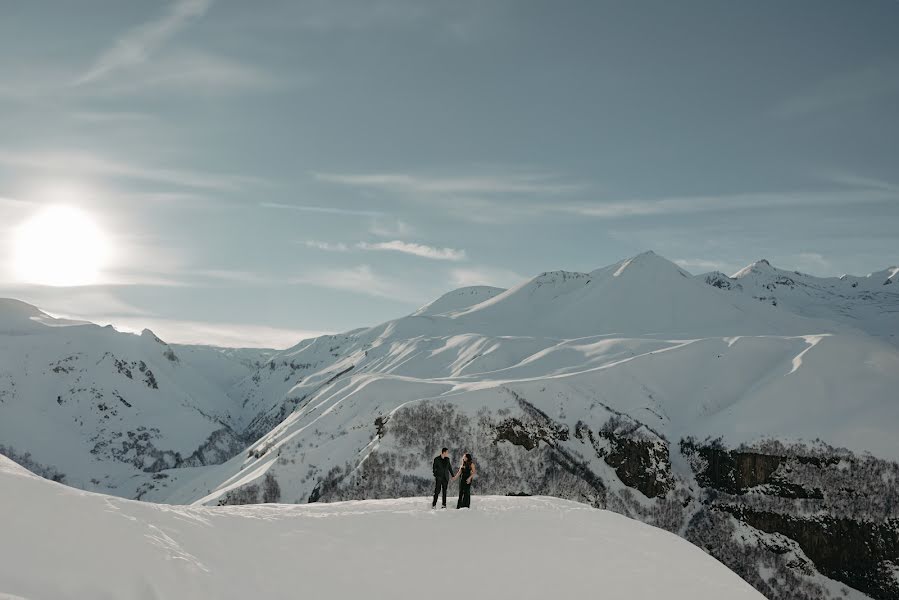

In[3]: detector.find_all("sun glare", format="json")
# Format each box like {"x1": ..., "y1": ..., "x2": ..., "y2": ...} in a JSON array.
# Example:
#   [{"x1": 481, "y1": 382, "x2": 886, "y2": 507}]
[{"x1": 13, "y1": 205, "x2": 110, "y2": 287}]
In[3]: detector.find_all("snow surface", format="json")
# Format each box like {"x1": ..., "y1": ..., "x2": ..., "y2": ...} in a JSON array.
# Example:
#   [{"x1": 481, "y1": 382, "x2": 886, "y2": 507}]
[
  {"x1": 0, "y1": 456, "x2": 763, "y2": 600},
  {"x1": 700, "y1": 258, "x2": 899, "y2": 347}
]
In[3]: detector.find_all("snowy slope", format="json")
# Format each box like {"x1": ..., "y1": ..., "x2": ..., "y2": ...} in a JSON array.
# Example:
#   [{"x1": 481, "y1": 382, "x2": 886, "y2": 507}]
[
  {"x1": 412, "y1": 284, "x2": 505, "y2": 316},
  {"x1": 0, "y1": 455, "x2": 763, "y2": 600},
  {"x1": 699, "y1": 259, "x2": 899, "y2": 347},
  {"x1": 0, "y1": 299, "x2": 259, "y2": 500}
]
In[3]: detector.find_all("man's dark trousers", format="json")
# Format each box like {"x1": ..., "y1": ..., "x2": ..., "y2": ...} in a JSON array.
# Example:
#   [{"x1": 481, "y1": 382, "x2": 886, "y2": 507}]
[{"x1": 433, "y1": 477, "x2": 449, "y2": 507}]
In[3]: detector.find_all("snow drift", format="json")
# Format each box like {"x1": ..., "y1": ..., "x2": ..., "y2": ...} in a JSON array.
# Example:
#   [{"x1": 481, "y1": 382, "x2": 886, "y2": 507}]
[{"x1": 0, "y1": 456, "x2": 763, "y2": 600}]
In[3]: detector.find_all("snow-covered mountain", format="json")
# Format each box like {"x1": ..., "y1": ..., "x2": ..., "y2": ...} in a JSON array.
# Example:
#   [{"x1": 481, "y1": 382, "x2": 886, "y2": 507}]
[
  {"x1": 2, "y1": 251, "x2": 898, "y2": 600},
  {"x1": 699, "y1": 259, "x2": 899, "y2": 347},
  {"x1": 0, "y1": 299, "x2": 269, "y2": 500},
  {"x1": 0, "y1": 456, "x2": 765, "y2": 600}
]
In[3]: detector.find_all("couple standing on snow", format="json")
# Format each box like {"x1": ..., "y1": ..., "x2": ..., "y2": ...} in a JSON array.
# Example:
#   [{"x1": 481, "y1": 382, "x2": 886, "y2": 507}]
[{"x1": 431, "y1": 448, "x2": 476, "y2": 509}]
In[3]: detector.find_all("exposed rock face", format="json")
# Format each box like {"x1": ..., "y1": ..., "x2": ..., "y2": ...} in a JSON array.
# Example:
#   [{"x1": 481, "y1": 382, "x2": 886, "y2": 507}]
[
  {"x1": 242, "y1": 400, "x2": 899, "y2": 600},
  {"x1": 681, "y1": 438, "x2": 899, "y2": 600},
  {"x1": 585, "y1": 416, "x2": 674, "y2": 499},
  {"x1": 727, "y1": 508, "x2": 899, "y2": 600},
  {"x1": 681, "y1": 438, "x2": 824, "y2": 499}
]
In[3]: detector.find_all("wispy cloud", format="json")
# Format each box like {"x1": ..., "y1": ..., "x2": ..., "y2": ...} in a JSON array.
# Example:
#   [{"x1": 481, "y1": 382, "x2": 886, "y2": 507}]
[
  {"x1": 314, "y1": 169, "x2": 585, "y2": 224},
  {"x1": 77, "y1": 0, "x2": 214, "y2": 85},
  {"x1": 91, "y1": 50, "x2": 281, "y2": 95},
  {"x1": 304, "y1": 240, "x2": 351, "y2": 252},
  {"x1": 555, "y1": 189, "x2": 897, "y2": 219},
  {"x1": 291, "y1": 264, "x2": 425, "y2": 301},
  {"x1": 357, "y1": 240, "x2": 465, "y2": 261},
  {"x1": 305, "y1": 239, "x2": 466, "y2": 261},
  {"x1": 315, "y1": 171, "x2": 583, "y2": 195},
  {"x1": 816, "y1": 170, "x2": 899, "y2": 194},
  {"x1": 773, "y1": 63, "x2": 899, "y2": 118},
  {"x1": 261, "y1": 202, "x2": 384, "y2": 217},
  {"x1": 0, "y1": 149, "x2": 263, "y2": 192}
]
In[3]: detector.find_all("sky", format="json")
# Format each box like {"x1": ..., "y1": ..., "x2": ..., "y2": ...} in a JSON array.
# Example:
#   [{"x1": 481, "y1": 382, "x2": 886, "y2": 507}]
[{"x1": 0, "y1": 0, "x2": 897, "y2": 347}]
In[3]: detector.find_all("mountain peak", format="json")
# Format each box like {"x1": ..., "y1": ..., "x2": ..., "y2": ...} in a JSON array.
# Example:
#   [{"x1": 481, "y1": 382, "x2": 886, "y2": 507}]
[
  {"x1": 141, "y1": 328, "x2": 165, "y2": 344},
  {"x1": 603, "y1": 250, "x2": 689, "y2": 279},
  {"x1": 731, "y1": 259, "x2": 775, "y2": 279},
  {"x1": 413, "y1": 285, "x2": 506, "y2": 316}
]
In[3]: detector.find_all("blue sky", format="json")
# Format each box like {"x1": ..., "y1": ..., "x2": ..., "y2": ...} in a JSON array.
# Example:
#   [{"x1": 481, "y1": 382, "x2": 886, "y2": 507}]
[{"x1": 1, "y1": 0, "x2": 897, "y2": 347}]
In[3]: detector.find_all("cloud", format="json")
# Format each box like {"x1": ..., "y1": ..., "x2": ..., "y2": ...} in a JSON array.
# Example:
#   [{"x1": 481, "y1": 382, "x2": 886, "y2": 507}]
[
  {"x1": 357, "y1": 240, "x2": 466, "y2": 261},
  {"x1": 291, "y1": 265, "x2": 426, "y2": 301},
  {"x1": 773, "y1": 64, "x2": 899, "y2": 118},
  {"x1": 91, "y1": 50, "x2": 281, "y2": 95},
  {"x1": 815, "y1": 170, "x2": 899, "y2": 194},
  {"x1": 555, "y1": 189, "x2": 897, "y2": 219},
  {"x1": 448, "y1": 266, "x2": 525, "y2": 289},
  {"x1": 304, "y1": 240, "x2": 351, "y2": 252},
  {"x1": 261, "y1": 202, "x2": 384, "y2": 217},
  {"x1": 304, "y1": 239, "x2": 466, "y2": 261},
  {"x1": 0, "y1": 149, "x2": 263, "y2": 192},
  {"x1": 314, "y1": 169, "x2": 584, "y2": 224},
  {"x1": 314, "y1": 171, "x2": 583, "y2": 195},
  {"x1": 77, "y1": 0, "x2": 214, "y2": 85}
]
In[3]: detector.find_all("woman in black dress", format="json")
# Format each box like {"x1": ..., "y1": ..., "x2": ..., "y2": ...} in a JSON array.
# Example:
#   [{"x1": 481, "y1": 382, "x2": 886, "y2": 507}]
[{"x1": 452, "y1": 453, "x2": 476, "y2": 509}]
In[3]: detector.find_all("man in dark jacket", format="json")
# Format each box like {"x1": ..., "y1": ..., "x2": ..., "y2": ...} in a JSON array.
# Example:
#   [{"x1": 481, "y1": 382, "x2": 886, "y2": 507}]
[{"x1": 432, "y1": 448, "x2": 453, "y2": 508}]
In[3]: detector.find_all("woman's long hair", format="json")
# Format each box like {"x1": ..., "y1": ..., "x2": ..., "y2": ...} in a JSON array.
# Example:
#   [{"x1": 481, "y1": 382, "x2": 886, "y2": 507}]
[{"x1": 462, "y1": 453, "x2": 472, "y2": 469}]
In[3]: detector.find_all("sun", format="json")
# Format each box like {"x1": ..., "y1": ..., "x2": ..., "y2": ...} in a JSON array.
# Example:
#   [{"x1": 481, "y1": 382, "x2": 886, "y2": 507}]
[{"x1": 13, "y1": 205, "x2": 110, "y2": 287}]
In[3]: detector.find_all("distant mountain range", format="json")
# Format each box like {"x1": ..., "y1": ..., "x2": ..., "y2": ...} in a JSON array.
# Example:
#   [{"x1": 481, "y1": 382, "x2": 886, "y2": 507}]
[{"x1": 1, "y1": 251, "x2": 897, "y2": 600}]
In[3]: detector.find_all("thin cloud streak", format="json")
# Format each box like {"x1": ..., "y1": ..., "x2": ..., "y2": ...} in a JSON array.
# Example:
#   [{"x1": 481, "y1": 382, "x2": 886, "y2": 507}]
[
  {"x1": 555, "y1": 189, "x2": 897, "y2": 219},
  {"x1": 261, "y1": 202, "x2": 384, "y2": 217},
  {"x1": 773, "y1": 63, "x2": 899, "y2": 118},
  {"x1": 305, "y1": 239, "x2": 466, "y2": 261},
  {"x1": 0, "y1": 149, "x2": 264, "y2": 192},
  {"x1": 314, "y1": 171, "x2": 584, "y2": 195},
  {"x1": 77, "y1": 0, "x2": 214, "y2": 85},
  {"x1": 291, "y1": 265, "x2": 427, "y2": 302},
  {"x1": 357, "y1": 240, "x2": 466, "y2": 261},
  {"x1": 304, "y1": 240, "x2": 351, "y2": 252},
  {"x1": 89, "y1": 51, "x2": 282, "y2": 95}
]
